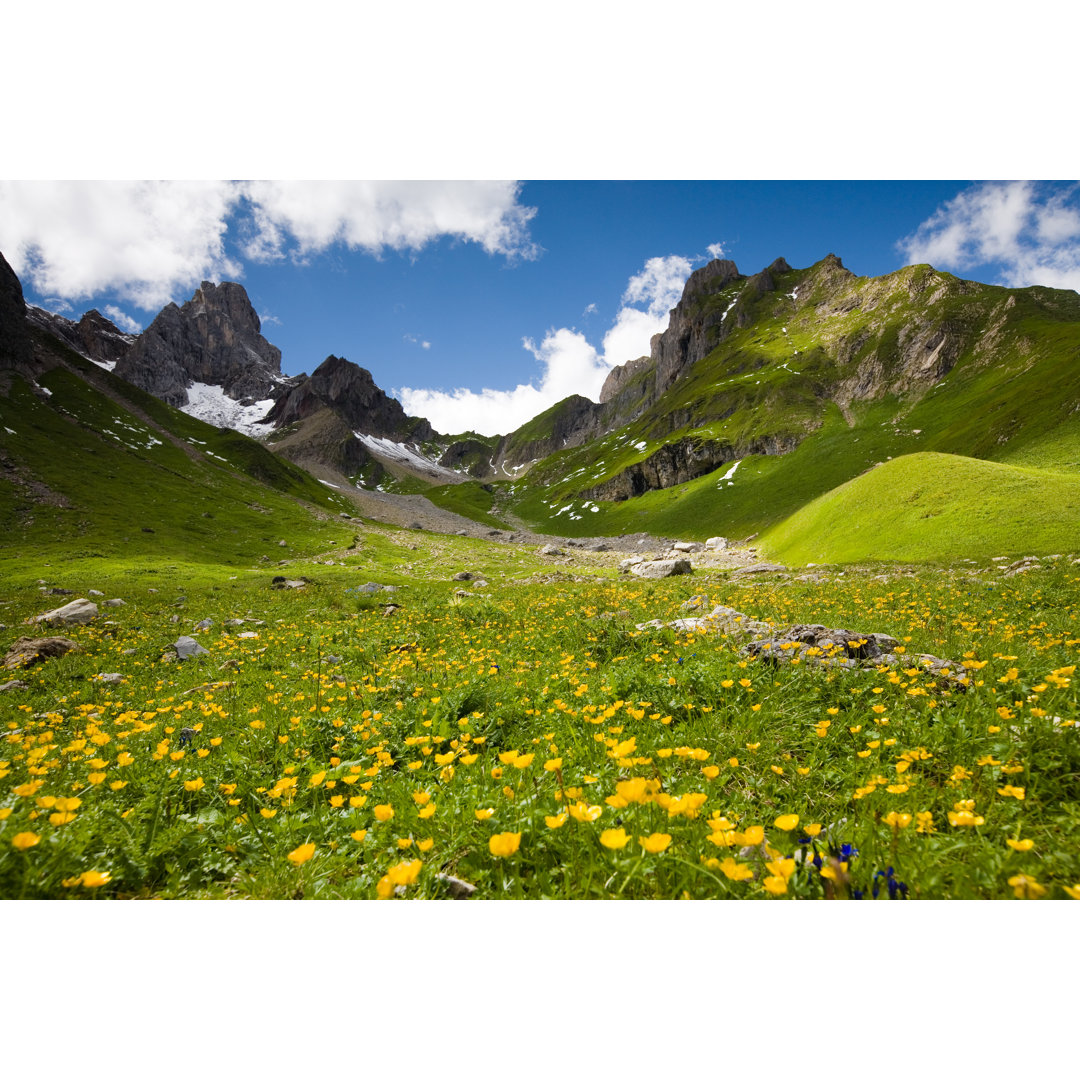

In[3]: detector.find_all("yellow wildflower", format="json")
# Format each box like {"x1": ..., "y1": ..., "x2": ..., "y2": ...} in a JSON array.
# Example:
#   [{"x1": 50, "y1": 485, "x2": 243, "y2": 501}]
[{"x1": 489, "y1": 832, "x2": 521, "y2": 857}]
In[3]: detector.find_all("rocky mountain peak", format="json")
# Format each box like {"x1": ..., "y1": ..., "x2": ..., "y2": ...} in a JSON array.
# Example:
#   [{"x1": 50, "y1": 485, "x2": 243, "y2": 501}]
[
  {"x1": 24, "y1": 306, "x2": 135, "y2": 370},
  {"x1": 114, "y1": 280, "x2": 282, "y2": 407},
  {"x1": 265, "y1": 354, "x2": 435, "y2": 442}
]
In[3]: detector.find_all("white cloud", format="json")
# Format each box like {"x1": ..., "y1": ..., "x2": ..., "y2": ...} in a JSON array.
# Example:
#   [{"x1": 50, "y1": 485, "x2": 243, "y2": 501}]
[
  {"x1": 707, "y1": 241, "x2": 727, "y2": 260},
  {"x1": 404, "y1": 333, "x2": 431, "y2": 349},
  {"x1": 238, "y1": 180, "x2": 539, "y2": 262},
  {"x1": 0, "y1": 180, "x2": 540, "y2": 311},
  {"x1": 399, "y1": 254, "x2": 694, "y2": 436},
  {"x1": 0, "y1": 180, "x2": 243, "y2": 310},
  {"x1": 900, "y1": 181, "x2": 1080, "y2": 292},
  {"x1": 582, "y1": 302, "x2": 597, "y2": 317},
  {"x1": 622, "y1": 254, "x2": 693, "y2": 318},
  {"x1": 103, "y1": 305, "x2": 142, "y2": 334}
]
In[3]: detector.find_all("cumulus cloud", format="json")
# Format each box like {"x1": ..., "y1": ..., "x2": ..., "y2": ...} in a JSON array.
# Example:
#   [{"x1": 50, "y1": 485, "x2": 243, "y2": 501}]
[
  {"x1": 707, "y1": 241, "x2": 727, "y2": 260},
  {"x1": 103, "y1": 305, "x2": 142, "y2": 334},
  {"x1": 899, "y1": 181, "x2": 1080, "y2": 292},
  {"x1": 238, "y1": 180, "x2": 539, "y2": 262},
  {"x1": 398, "y1": 254, "x2": 694, "y2": 436},
  {"x1": 0, "y1": 181, "x2": 243, "y2": 310},
  {"x1": 0, "y1": 180, "x2": 540, "y2": 311},
  {"x1": 622, "y1": 255, "x2": 693, "y2": 318}
]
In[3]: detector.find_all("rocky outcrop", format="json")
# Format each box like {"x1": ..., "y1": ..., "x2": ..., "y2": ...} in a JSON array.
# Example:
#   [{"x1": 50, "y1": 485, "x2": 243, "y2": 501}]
[
  {"x1": 0, "y1": 249, "x2": 37, "y2": 379},
  {"x1": 3, "y1": 636, "x2": 78, "y2": 670},
  {"x1": 581, "y1": 432, "x2": 798, "y2": 501},
  {"x1": 265, "y1": 355, "x2": 433, "y2": 442},
  {"x1": 599, "y1": 354, "x2": 654, "y2": 405},
  {"x1": 651, "y1": 258, "x2": 748, "y2": 394},
  {"x1": 115, "y1": 281, "x2": 284, "y2": 407},
  {"x1": 497, "y1": 394, "x2": 604, "y2": 468},
  {"x1": 25, "y1": 307, "x2": 135, "y2": 369},
  {"x1": 268, "y1": 405, "x2": 383, "y2": 477},
  {"x1": 439, "y1": 438, "x2": 496, "y2": 478}
]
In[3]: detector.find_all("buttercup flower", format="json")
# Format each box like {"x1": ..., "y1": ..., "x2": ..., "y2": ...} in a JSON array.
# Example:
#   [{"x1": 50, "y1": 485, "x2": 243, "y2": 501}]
[
  {"x1": 489, "y1": 832, "x2": 521, "y2": 857},
  {"x1": 287, "y1": 842, "x2": 316, "y2": 866}
]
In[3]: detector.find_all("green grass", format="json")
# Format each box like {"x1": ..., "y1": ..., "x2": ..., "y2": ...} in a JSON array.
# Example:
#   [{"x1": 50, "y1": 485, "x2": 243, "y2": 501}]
[
  {"x1": 3, "y1": 548, "x2": 1079, "y2": 899},
  {"x1": 423, "y1": 480, "x2": 508, "y2": 529},
  {"x1": 759, "y1": 452, "x2": 1080, "y2": 565},
  {"x1": 0, "y1": 367, "x2": 358, "y2": 577}
]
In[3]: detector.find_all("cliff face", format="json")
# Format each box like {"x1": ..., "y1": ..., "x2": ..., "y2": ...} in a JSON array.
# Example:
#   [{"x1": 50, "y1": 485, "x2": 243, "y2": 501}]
[
  {"x1": 0, "y1": 250, "x2": 36, "y2": 378},
  {"x1": 265, "y1": 354, "x2": 434, "y2": 442},
  {"x1": 115, "y1": 281, "x2": 284, "y2": 406},
  {"x1": 651, "y1": 257, "x2": 748, "y2": 395}
]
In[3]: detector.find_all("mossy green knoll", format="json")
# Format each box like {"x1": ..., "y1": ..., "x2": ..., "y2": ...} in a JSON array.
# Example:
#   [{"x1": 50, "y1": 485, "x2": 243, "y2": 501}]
[{"x1": 760, "y1": 452, "x2": 1080, "y2": 565}]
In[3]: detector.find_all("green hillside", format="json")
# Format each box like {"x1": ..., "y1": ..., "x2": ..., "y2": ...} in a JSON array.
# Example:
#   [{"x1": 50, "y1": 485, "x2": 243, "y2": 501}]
[
  {"x1": 759, "y1": 452, "x2": 1080, "y2": 565},
  {"x1": 0, "y1": 348, "x2": 359, "y2": 585},
  {"x1": 485, "y1": 259, "x2": 1080, "y2": 546}
]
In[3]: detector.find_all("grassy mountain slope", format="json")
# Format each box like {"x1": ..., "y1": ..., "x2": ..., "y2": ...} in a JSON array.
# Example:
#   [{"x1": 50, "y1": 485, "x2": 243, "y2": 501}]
[
  {"x1": 758, "y1": 452, "x2": 1080, "y2": 564},
  {"x1": 490, "y1": 258, "x2": 1080, "y2": 545},
  {"x1": 0, "y1": 344, "x2": 359, "y2": 584}
]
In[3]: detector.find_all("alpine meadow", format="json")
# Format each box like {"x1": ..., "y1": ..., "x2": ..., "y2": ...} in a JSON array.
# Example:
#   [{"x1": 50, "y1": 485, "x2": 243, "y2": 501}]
[{"x1": 3, "y1": 213, "x2": 1080, "y2": 902}]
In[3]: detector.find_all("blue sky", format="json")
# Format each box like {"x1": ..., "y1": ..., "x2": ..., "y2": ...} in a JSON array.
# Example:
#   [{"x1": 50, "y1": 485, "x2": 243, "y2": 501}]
[{"x1": 3, "y1": 179, "x2": 1079, "y2": 435}]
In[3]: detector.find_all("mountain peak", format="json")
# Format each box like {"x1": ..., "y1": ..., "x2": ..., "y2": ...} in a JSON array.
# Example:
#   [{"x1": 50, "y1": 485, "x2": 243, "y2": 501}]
[{"x1": 115, "y1": 280, "x2": 282, "y2": 407}]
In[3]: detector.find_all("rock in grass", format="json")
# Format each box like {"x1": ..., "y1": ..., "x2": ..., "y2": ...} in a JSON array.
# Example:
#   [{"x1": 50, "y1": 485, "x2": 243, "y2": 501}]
[
  {"x1": 538, "y1": 544, "x2": 565, "y2": 556},
  {"x1": 705, "y1": 536, "x2": 729, "y2": 551},
  {"x1": 3, "y1": 636, "x2": 78, "y2": 670},
  {"x1": 271, "y1": 577, "x2": 309, "y2": 589},
  {"x1": 630, "y1": 558, "x2": 692, "y2": 579},
  {"x1": 172, "y1": 636, "x2": 210, "y2": 660},
  {"x1": 453, "y1": 571, "x2": 473, "y2": 581},
  {"x1": 435, "y1": 873, "x2": 477, "y2": 898},
  {"x1": 93, "y1": 673, "x2": 126, "y2": 684},
  {"x1": 32, "y1": 598, "x2": 98, "y2": 625},
  {"x1": 731, "y1": 563, "x2": 787, "y2": 577}
]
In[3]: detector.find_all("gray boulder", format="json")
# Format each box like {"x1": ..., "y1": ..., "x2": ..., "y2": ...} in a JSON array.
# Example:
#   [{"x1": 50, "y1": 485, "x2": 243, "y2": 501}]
[
  {"x1": 172, "y1": 636, "x2": 210, "y2": 660},
  {"x1": 33, "y1": 599, "x2": 98, "y2": 625},
  {"x1": 705, "y1": 536, "x2": 729, "y2": 551},
  {"x1": 630, "y1": 558, "x2": 692, "y2": 579}
]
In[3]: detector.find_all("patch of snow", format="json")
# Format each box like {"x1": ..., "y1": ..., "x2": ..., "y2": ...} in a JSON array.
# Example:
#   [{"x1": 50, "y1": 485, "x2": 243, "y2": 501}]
[
  {"x1": 318, "y1": 480, "x2": 341, "y2": 489},
  {"x1": 356, "y1": 434, "x2": 459, "y2": 481},
  {"x1": 590, "y1": 505, "x2": 599, "y2": 512},
  {"x1": 717, "y1": 460, "x2": 742, "y2": 488},
  {"x1": 91, "y1": 358, "x2": 117, "y2": 372},
  {"x1": 788, "y1": 286, "x2": 799, "y2": 301},
  {"x1": 39, "y1": 385, "x2": 52, "y2": 396},
  {"x1": 181, "y1": 383, "x2": 275, "y2": 438},
  {"x1": 634, "y1": 441, "x2": 647, "y2": 452},
  {"x1": 4, "y1": 427, "x2": 15, "y2": 435}
]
